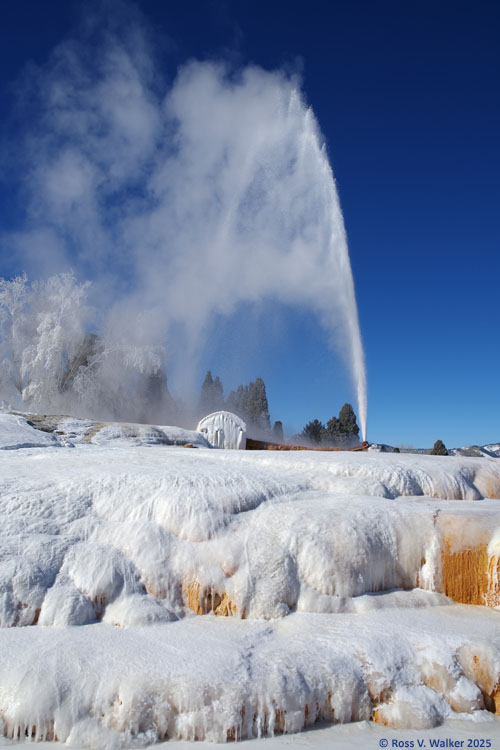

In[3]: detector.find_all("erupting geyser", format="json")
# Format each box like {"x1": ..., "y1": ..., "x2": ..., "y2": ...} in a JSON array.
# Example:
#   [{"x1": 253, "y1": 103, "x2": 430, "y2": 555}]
[
  {"x1": 153, "y1": 64, "x2": 369, "y2": 436},
  {"x1": 4, "y1": 18, "x2": 367, "y2": 432}
]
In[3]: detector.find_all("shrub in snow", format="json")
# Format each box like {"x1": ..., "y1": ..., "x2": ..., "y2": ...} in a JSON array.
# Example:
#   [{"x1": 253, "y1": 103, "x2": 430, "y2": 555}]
[{"x1": 431, "y1": 440, "x2": 448, "y2": 456}]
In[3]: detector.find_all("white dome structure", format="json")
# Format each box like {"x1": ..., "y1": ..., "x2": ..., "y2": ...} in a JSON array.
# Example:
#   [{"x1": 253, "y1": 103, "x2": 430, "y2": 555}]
[{"x1": 197, "y1": 411, "x2": 246, "y2": 450}]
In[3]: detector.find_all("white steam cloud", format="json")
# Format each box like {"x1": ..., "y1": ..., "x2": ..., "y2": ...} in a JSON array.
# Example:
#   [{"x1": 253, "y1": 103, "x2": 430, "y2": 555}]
[{"x1": 4, "y1": 8, "x2": 367, "y2": 439}]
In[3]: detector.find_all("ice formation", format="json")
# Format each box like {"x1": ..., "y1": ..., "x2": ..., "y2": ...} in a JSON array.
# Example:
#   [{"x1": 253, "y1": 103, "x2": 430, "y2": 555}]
[
  {"x1": 197, "y1": 411, "x2": 246, "y2": 450},
  {"x1": 0, "y1": 412, "x2": 499, "y2": 746}
]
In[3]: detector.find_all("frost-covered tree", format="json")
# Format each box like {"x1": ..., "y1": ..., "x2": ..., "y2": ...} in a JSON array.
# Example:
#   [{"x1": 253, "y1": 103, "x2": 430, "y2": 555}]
[
  {"x1": 0, "y1": 272, "x2": 169, "y2": 421},
  {"x1": 70, "y1": 338, "x2": 165, "y2": 421},
  {"x1": 60, "y1": 333, "x2": 102, "y2": 393},
  {"x1": 0, "y1": 272, "x2": 90, "y2": 409},
  {"x1": 21, "y1": 274, "x2": 91, "y2": 408},
  {"x1": 0, "y1": 273, "x2": 32, "y2": 400}
]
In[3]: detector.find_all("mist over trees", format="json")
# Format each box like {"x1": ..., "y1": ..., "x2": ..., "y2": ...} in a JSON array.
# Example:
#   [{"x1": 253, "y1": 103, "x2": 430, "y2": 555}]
[
  {"x1": 272, "y1": 420, "x2": 284, "y2": 443},
  {"x1": 1, "y1": 272, "x2": 360, "y2": 442},
  {"x1": 302, "y1": 419, "x2": 325, "y2": 444},
  {"x1": 199, "y1": 371, "x2": 224, "y2": 416},
  {"x1": 0, "y1": 273, "x2": 275, "y2": 432},
  {"x1": 0, "y1": 273, "x2": 173, "y2": 423}
]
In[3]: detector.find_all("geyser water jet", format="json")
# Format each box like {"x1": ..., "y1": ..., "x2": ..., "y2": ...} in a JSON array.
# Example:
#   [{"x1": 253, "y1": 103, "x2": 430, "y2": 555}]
[
  {"x1": 112, "y1": 64, "x2": 368, "y2": 435},
  {"x1": 4, "y1": 14, "x2": 367, "y2": 433}
]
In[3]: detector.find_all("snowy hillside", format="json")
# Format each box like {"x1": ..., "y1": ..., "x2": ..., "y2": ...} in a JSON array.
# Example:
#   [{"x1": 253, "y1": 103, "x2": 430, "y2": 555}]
[
  {"x1": 1, "y1": 412, "x2": 500, "y2": 746},
  {"x1": 450, "y1": 443, "x2": 500, "y2": 459},
  {"x1": 370, "y1": 442, "x2": 500, "y2": 458}
]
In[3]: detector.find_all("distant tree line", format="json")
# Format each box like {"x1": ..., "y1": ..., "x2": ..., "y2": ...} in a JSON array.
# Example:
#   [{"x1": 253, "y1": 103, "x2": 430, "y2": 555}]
[
  {"x1": 300, "y1": 403, "x2": 360, "y2": 447},
  {"x1": 198, "y1": 370, "x2": 360, "y2": 446}
]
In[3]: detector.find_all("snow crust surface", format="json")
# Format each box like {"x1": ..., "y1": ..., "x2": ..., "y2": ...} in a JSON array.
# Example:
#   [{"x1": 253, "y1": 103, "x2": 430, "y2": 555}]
[{"x1": 1, "y1": 415, "x2": 500, "y2": 746}]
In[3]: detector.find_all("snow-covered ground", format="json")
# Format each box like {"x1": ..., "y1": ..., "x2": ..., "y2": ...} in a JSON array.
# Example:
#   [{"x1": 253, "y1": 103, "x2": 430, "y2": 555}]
[
  {"x1": 0, "y1": 413, "x2": 499, "y2": 747},
  {"x1": 3, "y1": 717, "x2": 500, "y2": 750}
]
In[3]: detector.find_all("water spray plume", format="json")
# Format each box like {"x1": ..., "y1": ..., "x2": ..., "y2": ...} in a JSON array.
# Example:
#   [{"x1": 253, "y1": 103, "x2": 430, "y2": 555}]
[
  {"x1": 156, "y1": 64, "x2": 368, "y2": 437},
  {"x1": 2, "y1": 16, "x2": 367, "y2": 435}
]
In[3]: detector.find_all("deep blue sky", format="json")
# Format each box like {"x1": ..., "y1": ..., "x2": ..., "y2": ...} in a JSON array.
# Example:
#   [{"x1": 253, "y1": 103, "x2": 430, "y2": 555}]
[{"x1": 0, "y1": 0, "x2": 499, "y2": 447}]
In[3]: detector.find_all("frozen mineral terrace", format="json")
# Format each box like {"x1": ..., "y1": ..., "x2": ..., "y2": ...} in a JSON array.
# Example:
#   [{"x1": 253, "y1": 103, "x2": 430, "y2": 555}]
[{"x1": 0, "y1": 412, "x2": 499, "y2": 746}]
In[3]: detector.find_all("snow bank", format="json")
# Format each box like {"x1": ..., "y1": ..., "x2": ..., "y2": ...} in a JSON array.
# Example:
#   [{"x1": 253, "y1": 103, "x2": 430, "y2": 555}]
[{"x1": 1, "y1": 419, "x2": 500, "y2": 745}]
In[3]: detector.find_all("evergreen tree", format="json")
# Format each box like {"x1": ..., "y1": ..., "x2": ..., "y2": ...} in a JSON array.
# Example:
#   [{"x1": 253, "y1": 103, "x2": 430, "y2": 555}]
[
  {"x1": 212, "y1": 376, "x2": 224, "y2": 411},
  {"x1": 137, "y1": 366, "x2": 175, "y2": 424},
  {"x1": 226, "y1": 377, "x2": 270, "y2": 433},
  {"x1": 323, "y1": 415, "x2": 342, "y2": 444},
  {"x1": 338, "y1": 403, "x2": 360, "y2": 444},
  {"x1": 302, "y1": 419, "x2": 325, "y2": 444},
  {"x1": 272, "y1": 420, "x2": 284, "y2": 443},
  {"x1": 199, "y1": 371, "x2": 225, "y2": 415},
  {"x1": 199, "y1": 370, "x2": 214, "y2": 414},
  {"x1": 247, "y1": 377, "x2": 270, "y2": 431},
  {"x1": 226, "y1": 384, "x2": 249, "y2": 419},
  {"x1": 142, "y1": 368, "x2": 169, "y2": 405},
  {"x1": 431, "y1": 439, "x2": 448, "y2": 456},
  {"x1": 323, "y1": 403, "x2": 359, "y2": 446}
]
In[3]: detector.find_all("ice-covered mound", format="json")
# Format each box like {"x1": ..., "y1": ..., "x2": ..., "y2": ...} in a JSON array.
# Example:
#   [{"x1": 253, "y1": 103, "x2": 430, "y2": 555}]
[
  {"x1": 0, "y1": 413, "x2": 61, "y2": 450},
  {"x1": 0, "y1": 607, "x2": 499, "y2": 744},
  {"x1": 2, "y1": 443, "x2": 500, "y2": 624},
  {"x1": 1, "y1": 418, "x2": 500, "y2": 745},
  {"x1": 88, "y1": 422, "x2": 208, "y2": 448},
  {"x1": 52, "y1": 415, "x2": 210, "y2": 448},
  {"x1": 228, "y1": 449, "x2": 500, "y2": 500}
]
